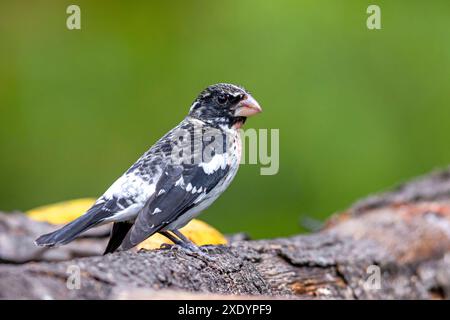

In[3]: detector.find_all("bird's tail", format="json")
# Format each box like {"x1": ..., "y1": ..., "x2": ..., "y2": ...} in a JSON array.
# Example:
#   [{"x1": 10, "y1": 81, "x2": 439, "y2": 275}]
[{"x1": 35, "y1": 203, "x2": 109, "y2": 247}]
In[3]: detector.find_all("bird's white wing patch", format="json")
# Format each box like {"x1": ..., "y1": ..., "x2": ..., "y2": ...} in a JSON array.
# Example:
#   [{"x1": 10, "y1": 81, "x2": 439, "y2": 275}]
[
  {"x1": 199, "y1": 154, "x2": 227, "y2": 175},
  {"x1": 175, "y1": 176, "x2": 185, "y2": 187},
  {"x1": 152, "y1": 207, "x2": 162, "y2": 215}
]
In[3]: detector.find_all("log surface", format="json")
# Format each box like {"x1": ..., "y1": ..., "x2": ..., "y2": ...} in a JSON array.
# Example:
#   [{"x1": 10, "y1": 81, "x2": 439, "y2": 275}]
[{"x1": 1, "y1": 167, "x2": 450, "y2": 299}]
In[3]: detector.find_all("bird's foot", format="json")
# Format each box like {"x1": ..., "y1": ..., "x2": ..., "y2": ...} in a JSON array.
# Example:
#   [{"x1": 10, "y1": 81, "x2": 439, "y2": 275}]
[
  {"x1": 160, "y1": 230, "x2": 216, "y2": 261},
  {"x1": 176, "y1": 242, "x2": 216, "y2": 261},
  {"x1": 159, "y1": 242, "x2": 215, "y2": 261},
  {"x1": 159, "y1": 243, "x2": 176, "y2": 250}
]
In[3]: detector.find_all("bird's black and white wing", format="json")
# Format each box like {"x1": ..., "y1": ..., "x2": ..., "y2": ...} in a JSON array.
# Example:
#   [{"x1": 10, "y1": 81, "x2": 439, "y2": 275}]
[{"x1": 119, "y1": 156, "x2": 232, "y2": 250}]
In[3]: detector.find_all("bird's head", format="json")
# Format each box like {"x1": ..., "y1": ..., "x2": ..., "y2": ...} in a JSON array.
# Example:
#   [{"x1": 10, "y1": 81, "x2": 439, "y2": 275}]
[{"x1": 188, "y1": 83, "x2": 262, "y2": 129}]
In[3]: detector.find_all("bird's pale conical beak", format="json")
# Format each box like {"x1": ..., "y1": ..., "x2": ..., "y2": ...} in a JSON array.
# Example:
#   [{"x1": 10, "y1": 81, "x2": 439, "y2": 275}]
[{"x1": 234, "y1": 94, "x2": 262, "y2": 117}]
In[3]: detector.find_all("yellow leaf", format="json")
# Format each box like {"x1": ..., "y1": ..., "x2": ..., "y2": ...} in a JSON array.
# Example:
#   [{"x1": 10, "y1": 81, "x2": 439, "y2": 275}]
[
  {"x1": 27, "y1": 198, "x2": 228, "y2": 248},
  {"x1": 26, "y1": 198, "x2": 97, "y2": 225}
]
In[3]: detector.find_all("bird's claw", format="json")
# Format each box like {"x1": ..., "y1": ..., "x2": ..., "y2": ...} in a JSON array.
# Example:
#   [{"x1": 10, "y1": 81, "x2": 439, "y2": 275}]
[
  {"x1": 176, "y1": 243, "x2": 216, "y2": 261},
  {"x1": 159, "y1": 243, "x2": 175, "y2": 250}
]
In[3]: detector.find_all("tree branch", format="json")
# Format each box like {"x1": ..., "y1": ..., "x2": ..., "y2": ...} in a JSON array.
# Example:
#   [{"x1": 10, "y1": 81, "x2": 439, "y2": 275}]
[{"x1": 1, "y1": 167, "x2": 450, "y2": 299}]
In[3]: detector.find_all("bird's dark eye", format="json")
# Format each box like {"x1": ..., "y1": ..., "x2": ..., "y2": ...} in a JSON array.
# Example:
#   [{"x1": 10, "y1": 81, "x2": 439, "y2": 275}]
[
  {"x1": 229, "y1": 93, "x2": 244, "y2": 104},
  {"x1": 217, "y1": 94, "x2": 228, "y2": 104},
  {"x1": 237, "y1": 93, "x2": 245, "y2": 101}
]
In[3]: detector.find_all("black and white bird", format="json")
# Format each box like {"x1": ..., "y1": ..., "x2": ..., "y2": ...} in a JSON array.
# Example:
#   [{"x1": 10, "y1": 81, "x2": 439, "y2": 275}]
[{"x1": 35, "y1": 83, "x2": 262, "y2": 254}]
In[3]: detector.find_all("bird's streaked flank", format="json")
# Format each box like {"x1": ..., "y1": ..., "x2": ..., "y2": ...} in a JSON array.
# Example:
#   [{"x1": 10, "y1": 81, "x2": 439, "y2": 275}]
[{"x1": 35, "y1": 83, "x2": 262, "y2": 254}]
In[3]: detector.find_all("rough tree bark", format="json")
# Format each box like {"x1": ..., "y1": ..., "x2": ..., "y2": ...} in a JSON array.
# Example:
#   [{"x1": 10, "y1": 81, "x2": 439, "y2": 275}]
[{"x1": 1, "y1": 167, "x2": 450, "y2": 299}]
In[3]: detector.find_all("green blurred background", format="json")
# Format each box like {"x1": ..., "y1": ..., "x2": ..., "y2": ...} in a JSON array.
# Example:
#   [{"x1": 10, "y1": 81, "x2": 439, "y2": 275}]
[{"x1": 1, "y1": 1, "x2": 449, "y2": 238}]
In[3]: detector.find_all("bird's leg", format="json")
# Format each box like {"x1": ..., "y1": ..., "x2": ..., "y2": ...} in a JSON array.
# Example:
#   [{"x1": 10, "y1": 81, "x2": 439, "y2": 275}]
[
  {"x1": 159, "y1": 231, "x2": 183, "y2": 250},
  {"x1": 171, "y1": 229, "x2": 193, "y2": 243},
  {"x1": 171, "y1": 229, "x2": 214, "y2": 260}
]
